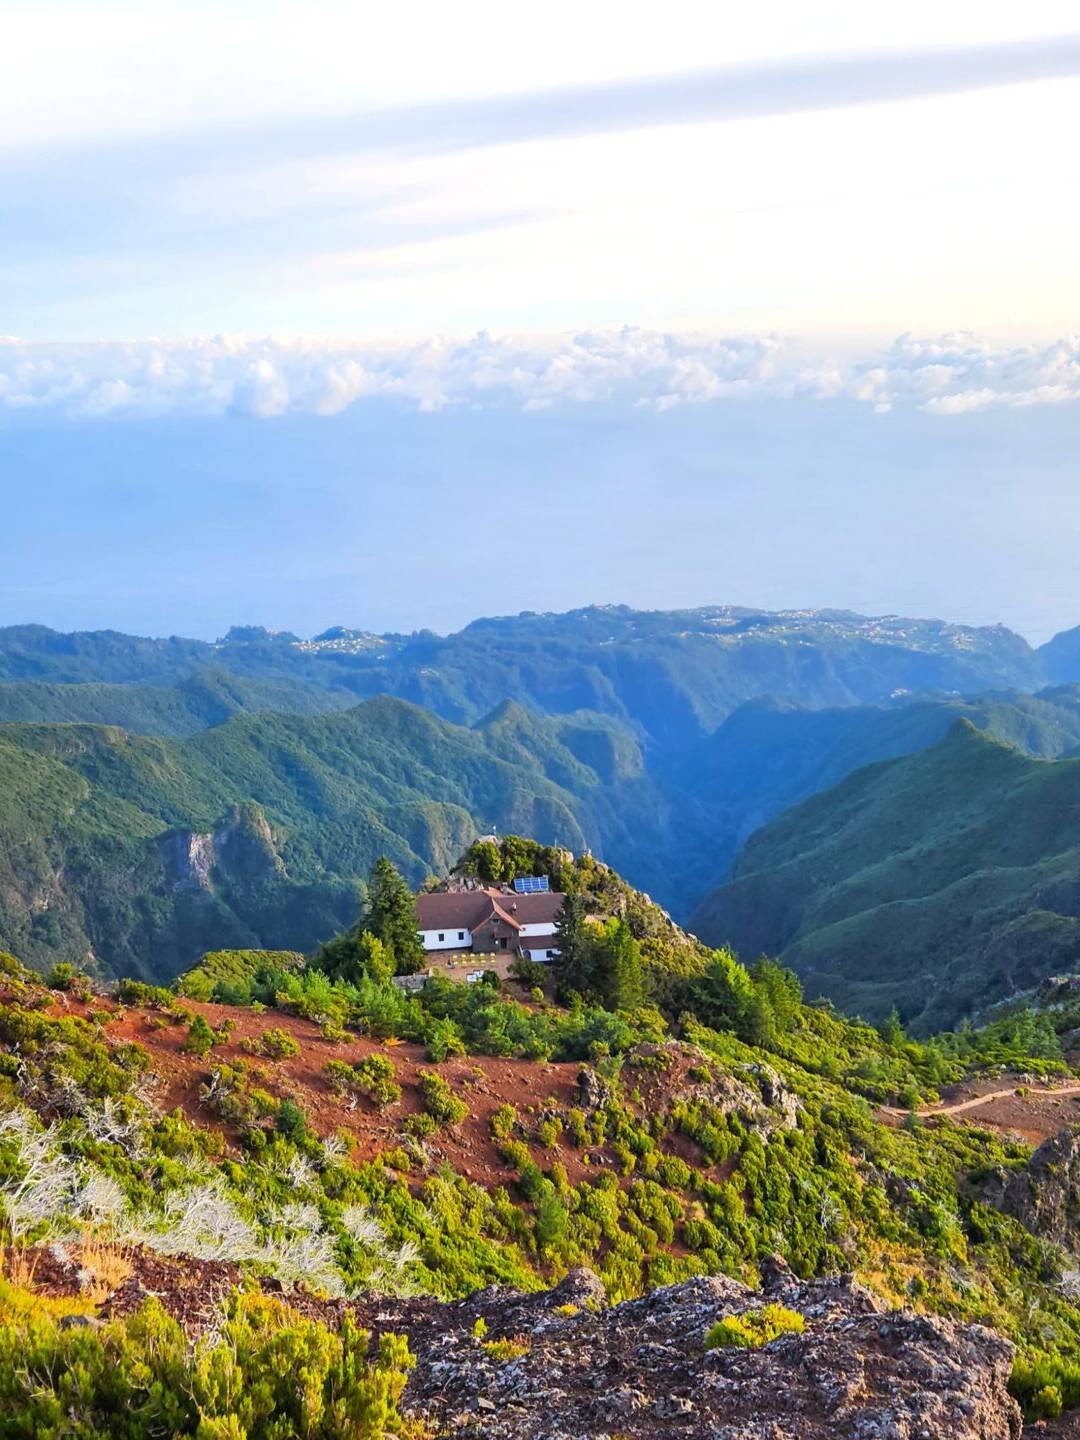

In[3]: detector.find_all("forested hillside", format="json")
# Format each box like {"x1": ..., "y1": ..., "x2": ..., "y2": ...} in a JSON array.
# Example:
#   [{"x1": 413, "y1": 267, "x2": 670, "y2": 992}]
[
  {"x1": 4, "y1": 606, "x2": 1080, "y2": 1008},
  {"x1": 0, "y1": 700, "x2": 607, "y2": 979},
  {"x1": 0, "y1": 605, "x2": 1058, "y2": 742},
  {"x1": 0, "y1": 668, "x2": 353, "y2": 736},
  {"x1": 3, "y1": 850, "x2": 1080, "y2": 1432},
  {"x1": 692, "y1": 721, "x2": 1080, "y2": 1029}
]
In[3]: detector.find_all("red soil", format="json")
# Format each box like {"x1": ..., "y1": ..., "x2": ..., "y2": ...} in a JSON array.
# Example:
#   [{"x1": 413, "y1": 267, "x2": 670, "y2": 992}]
[{"x1": 57, "y1": 995, "x2": 611, "y2": 1188}]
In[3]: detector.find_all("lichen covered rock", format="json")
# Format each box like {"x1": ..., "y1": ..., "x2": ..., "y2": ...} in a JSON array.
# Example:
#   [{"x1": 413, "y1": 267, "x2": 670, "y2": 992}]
[{"x1": 401, "y1": 1258, "x2": 1021, "y2": 1439}]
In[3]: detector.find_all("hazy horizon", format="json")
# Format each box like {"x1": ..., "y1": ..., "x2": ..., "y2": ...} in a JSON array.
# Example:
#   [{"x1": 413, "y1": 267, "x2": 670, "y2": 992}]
[{"x1": 3, "y1": 385, "x2": 1078, "y2": 647}]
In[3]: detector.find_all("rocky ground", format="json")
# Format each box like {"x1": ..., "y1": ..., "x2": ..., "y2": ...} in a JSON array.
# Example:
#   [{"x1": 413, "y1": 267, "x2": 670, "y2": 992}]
[
  {"x1": 394, "y1": 1257, "x2": 1022, "y2": 1440},
  {"x1": 34, "y1": 1246, "x2": 1022, "y2": 1439}
]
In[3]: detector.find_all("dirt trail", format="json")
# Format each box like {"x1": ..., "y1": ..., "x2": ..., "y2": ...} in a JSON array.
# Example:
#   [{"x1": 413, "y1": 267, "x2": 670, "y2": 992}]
[{"x1": 881, "y1": 1081, "x2": 1080, "y2": 1122}]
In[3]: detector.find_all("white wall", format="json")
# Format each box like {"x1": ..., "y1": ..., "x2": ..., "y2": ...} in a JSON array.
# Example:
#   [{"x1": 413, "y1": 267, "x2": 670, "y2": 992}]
[
  {"x1": 518, "y1": 921, "x2": 557, "y2": 937},
  {"x1": 420, "y1": 927, "x2": 472, "y2": 951}
]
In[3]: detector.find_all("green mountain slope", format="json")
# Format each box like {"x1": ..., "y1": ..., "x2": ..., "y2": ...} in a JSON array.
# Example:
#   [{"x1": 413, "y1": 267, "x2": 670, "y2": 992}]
[
  {"x1": 691, "y1": 721, "x2": 1080, "y2": 1028},
  {"x1": 0, "y1": 605, "x2": 1051, "y2": 744},
  {"x1": 671, "y1": 685, "x2": 1080, "y2": 881},
  {"x1": 0, "y1": 668, "x2": 355, "y2": 736},
  {"x1": 1041, "y1": 622, "x2": 1080, "y2": 683},
  {"x1": 5, "y1": 679, "x2": 1080, "y2": 950},
  {"x1": 0, "y1": 698, "x2": 607, "y2": 981}
]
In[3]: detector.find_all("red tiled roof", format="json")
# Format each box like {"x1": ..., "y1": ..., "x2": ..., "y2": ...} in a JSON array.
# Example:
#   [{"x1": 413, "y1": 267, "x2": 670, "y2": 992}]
[
  {"x1": 487, "y1": 899, "x2": 522, "y2": 930},
  {"x1": 415, "y1": 887, "x2": 565, "y2": 933},
  {"x1": 415, "y1": 892, "x2": 493, "y2": 931},
  {"x1": 503, "y1": 892, "x2": 565, "y2": 926}
]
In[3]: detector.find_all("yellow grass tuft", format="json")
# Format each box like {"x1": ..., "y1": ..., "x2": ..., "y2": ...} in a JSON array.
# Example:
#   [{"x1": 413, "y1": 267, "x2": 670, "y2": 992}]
[{"x1": 76, "y1": 1235, "x2": 134, "y2": 1305}]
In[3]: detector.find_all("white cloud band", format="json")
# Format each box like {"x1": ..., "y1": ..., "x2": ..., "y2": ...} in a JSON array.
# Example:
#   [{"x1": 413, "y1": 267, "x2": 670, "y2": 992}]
[{"x1": 0, "y1": 329, "x2": 1077, "y2": 421}]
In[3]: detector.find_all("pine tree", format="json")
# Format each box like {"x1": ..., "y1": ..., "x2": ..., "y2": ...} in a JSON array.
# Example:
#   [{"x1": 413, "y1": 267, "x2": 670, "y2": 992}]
[
  {"x1": 878, "y1": 1007, "x2": 905, "y2": 1048},
  {"x1": 740, "y1": 989, "x2": 777, "y2": 1050},
  {"x1": 750, "y1": 958, "x2": 802, "y2": 1036},
  {"x1": 598, "y1": 917, "x2": 645, "y2": 1012},
  {"x1": 552, "y1": 892, "x2": 593, "y2": 1000},
  {"x1": 364, "y1": 857, "x2": 425, "y2": 975},
  {"x1": 688, "y1": 948, "x2": 756, "y2": 1034}
]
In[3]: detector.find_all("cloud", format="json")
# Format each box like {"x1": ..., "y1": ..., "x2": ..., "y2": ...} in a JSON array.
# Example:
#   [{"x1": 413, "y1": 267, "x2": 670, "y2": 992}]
[
  {"x1": 848, "y1": 333, "x2": 1080, "y2": 413},
  {"x1": 1, "y1": 329, "x2": 1078, "y2": 423},
  {"x1": 4, "y1": 35, "x2": 1079, "y2": 284}
]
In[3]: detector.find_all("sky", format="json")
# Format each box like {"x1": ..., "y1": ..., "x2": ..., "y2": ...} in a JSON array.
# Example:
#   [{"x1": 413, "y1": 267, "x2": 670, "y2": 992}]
[{"x1": 2, "y1": 2, "x2": 1079, "y2": 641}]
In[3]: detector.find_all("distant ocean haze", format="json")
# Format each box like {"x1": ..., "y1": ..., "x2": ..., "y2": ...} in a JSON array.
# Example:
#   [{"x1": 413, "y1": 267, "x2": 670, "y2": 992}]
[{"x1": 1, "y1": 394, "x2": 1078, "y2": 642}]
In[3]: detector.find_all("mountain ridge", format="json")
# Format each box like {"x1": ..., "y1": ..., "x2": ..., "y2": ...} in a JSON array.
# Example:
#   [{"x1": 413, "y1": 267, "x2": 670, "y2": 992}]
[
  {"x1": 0, "y1": 604, "x2": 1063, "y2": 743},
  {"x1": 691, "y1": 721, "x2": 1080, "y2": 1028}
]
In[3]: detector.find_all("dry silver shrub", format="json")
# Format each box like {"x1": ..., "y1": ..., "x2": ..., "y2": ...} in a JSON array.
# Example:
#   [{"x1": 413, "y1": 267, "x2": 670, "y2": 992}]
[
  {"x1": 82, "y1": 1098, "x2": 145, "y2": 1158},
  {"x1": 283, "y1": 1153, "x2": 317, "y2": 1190},
  {"x1": 264, "y1": 1224, "x2": 344, "y2": 1297},
  {"x1": 0, "y1": 1109, "x2": 82, "y2": 1240},
  {"x1": 319, "y1": 1134, "x2": 347, "y2": 1166},
  {"x1": 75, "y1": 1170, "x2": 129, "y2": 1227},
  {"x1": 138, "y1": 1182, "x2": 260, "y2": 1263},
  {"x1": 340, "y1": 1203, "x2": 421, "y2": 1298}
]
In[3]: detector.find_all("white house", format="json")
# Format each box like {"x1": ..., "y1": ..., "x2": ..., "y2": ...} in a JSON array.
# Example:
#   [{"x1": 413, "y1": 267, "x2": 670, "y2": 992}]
[{"x1": 414, "y1": 886, "x2": 563, "y2": 962}]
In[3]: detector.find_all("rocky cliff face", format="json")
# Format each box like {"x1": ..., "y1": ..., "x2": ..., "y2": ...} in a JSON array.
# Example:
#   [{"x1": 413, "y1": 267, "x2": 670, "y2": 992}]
[
  {"x1": 984, "y1": 1127, "x2": 1080, "y2": 1256},
  {"x1": 165, "y1": 803, "x2": 286, "y2": 896}
]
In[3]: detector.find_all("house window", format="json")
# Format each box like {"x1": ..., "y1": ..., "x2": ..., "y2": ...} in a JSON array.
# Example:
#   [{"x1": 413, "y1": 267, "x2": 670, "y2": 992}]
[
  {"x1": 437, "y1": 933, "x2": 444, "y2": 942},
  {"x1": 458, "y1": 931, "x2": 465, "y2": 940}
]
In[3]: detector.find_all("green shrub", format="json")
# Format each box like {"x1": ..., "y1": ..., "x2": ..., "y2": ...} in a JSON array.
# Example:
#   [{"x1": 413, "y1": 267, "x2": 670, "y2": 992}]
[
  {"x1": 354, "y1": 1054, "x2": 402, "y2": 1108},
  {"x1": 0, "y1": 1291, "x2": 416, "y2": 1439},
  {"x1": 175, "y1": 968, "x2": 214, "y2": 1001},
  {"x1": 417, "y1": 1070, "x2": 468, "y2": 1128},
  {"x1": 705, "y1": 1305, "x2": 806, "y2": 1350},
  {"x1": 324, "y1": 1055, "x2": 402, "y2": 1109},
  {"x1": 489, "y1": 1104, "x2": 517, "y2": 1140},
  {"x1": 1031, "y1": 1385, "x2": 1064, "y2": 1420},
  {"x1": 45, "y1": 961, "x2": 78, "y2": 992},
  {"x1": 404, "y1": 1112, "x2": 437, "y2": 1140},
  {"x1": 274, "y1": 1097, "x2": 309, "y2": 1143},
  {"x1": 482, "y1": 1336, "x2": 529, "y2": 1362},
  {"x1": 536, "y1": 1116, "x2": 563, "y2": 1150},
  {"x1": 245, "y1": 1026, "x2": 301, "y2": 1059},
  {"x1": 184, "y1": 1015, "x2": 217, "y2": 1057}
]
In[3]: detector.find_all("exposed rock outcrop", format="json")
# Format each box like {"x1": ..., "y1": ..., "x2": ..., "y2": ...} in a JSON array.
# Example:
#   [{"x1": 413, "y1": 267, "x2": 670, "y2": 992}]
[
  {"x1": 396, "y1": 1259, "x2": 1021, "y2": 1440},
  {"x1": 984, "y1": 1126, "x2": 1080, "y2": 1255},
  {"x1": 164, "y1": 803, "x2": 286, "y2": 896},
  {"x1": 166, "y1": 830, "x2": 217, "y2": 893},
  {"x1": 23, "y1": 1242, "x2": 1023, "y2": 1438}
]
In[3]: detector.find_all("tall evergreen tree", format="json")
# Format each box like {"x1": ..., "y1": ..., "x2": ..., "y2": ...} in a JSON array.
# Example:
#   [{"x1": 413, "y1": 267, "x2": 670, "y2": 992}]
[
  {"x1": 688, "y1": 948, "x2": 756, "y2": 1034},
  {"x1": 595, "y1": 917, "x2": 645, "y2": 1012},
  {"x1": 878, "y1": 1007, "x2": 905, "y2": 1048},
  {"x1": 364, "y1": 857, "x2": 425, "y2": 975},
  {"x1": 553, "y1": 892, "x2": 593, "y2": 999}
]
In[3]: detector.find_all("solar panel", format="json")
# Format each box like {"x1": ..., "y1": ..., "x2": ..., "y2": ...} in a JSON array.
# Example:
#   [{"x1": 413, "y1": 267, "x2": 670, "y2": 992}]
[{"x1": 513, "y1": 875, "x2": 550, "y2": 893}]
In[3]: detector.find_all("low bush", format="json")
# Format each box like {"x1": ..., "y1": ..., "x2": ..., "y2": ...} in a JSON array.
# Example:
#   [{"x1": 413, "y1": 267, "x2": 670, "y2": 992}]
[
  {"x1": 416, "y1": 1070, "x2": 468, "y2": 1129},
  {"x1": 0, "y1": 1291, "x2": 416, "y2": 1439},
  {"x1": 183, "y1": 1015, "x2": 216, "y2": 1057},
  {"x1": 705, "y1": 1304, "x2": 806, "y2": 1350},
  {"x1": 244, "y1": 1027, "x2": 301, "y2": 1060}
]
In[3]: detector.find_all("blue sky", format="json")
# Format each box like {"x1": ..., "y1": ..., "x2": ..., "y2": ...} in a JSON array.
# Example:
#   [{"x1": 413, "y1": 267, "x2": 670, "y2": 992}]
[{"x1": 1, "y1": 3, "x2": 1079, "y2": 642}]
